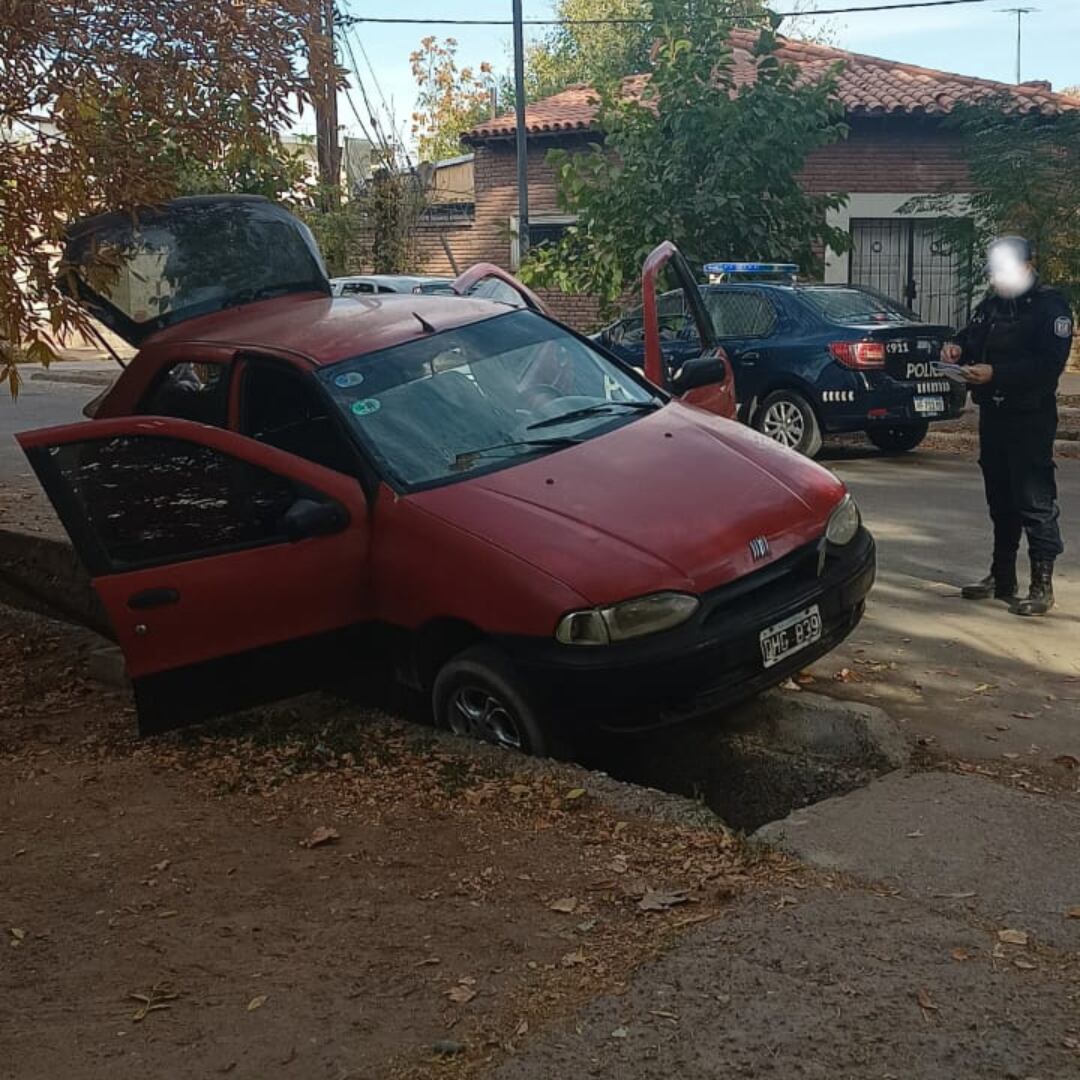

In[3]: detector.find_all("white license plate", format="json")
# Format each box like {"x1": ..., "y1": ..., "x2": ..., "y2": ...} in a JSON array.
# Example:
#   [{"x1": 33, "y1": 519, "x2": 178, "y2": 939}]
[
  {"x1": 760, "y1": 605, "x2": 823, "y2": 669},
  {"x1": 914, "y1": 395, "x2": 945, "y2": 415}
]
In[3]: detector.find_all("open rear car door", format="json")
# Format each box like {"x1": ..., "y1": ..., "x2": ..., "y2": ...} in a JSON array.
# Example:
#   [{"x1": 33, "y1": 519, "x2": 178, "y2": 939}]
[
  {"x1": 17, "y1": 417, "x2": 370, "y2": 734},
  {"x1": 451, "y1": 263, "x2": 549, "y2": 313},
  {"x1": 641, "y1": 242, "x2": 737, "y2": 419}
]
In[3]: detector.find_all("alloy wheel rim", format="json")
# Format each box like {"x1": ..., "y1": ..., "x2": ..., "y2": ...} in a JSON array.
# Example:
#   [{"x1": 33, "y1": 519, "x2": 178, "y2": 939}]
[
  {"x1": 449, "y1": 686, "x2": 524, "y2": 750},
  {"x1": 762, "y1": 401, "x2": 805, "y2": 447}
]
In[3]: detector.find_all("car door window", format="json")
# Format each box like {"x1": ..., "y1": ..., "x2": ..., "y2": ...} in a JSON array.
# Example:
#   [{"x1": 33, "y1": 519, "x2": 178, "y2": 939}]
[
  {"x1": 43, "y1": 434, "x2": 304, "y2": 572},
  {"x1": 704, "y1": 291, "x2": 777, "y2": 338},
  {"x1": 616, "y1": 290, "x2": 690, "y2": 345},
  {"x1": 240, "y1": 361, "x2": 359, "y2": 476},
  {"x1": 139, "y1": 361, "x2": 230, "y2": 426}
]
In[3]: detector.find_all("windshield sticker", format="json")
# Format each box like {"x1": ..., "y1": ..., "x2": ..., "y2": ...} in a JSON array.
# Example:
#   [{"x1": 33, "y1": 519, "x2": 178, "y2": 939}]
[
  {"x1": 351, "y1": 397, "x2": 381, "y2": 417},
  {"x1": 335, "y1": 371, "x2": 365, "y2": 388}
]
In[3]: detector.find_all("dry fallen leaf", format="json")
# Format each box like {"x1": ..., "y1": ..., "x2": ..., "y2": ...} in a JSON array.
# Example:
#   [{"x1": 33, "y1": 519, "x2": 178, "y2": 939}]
[
  {"x1": 564, "y1": 788, "x2": 587, "y2": 801},
  {"x1": 1012, "y1": 711, "x2": 1035, "y2": 720},
  {"x1": 950, "y1": 948, "x2": 971, "y2": 962},
  {"x1": 447, "y1": 985, "x2": 477, "y2": 1005},
  {"x1": 514, "y1": 1019, "x2": 529, "y2": 1037},
  {"x1": 1066, "y1": 906, "x2": 1080, "y2": 920},
  {"x1": 152, "y1": 859, "x2": 171, "y2": 873},
  {"x1": 997, "y1": 928, "x2": 1029, "y2": 946},
  {"x1": 638, "y1": 889, "x2": 690, "y2": 912},
  {"x1": 916, "y1": 988, "x2": 938, "y2": 1012},
  {"x1": 1053, "y1": 754, "x2": 1080, "y2": 769},
  {"x1": 299, "y1": 826, "x2": 340, "y2": 849},
  {"x1": 548, "y1": 897, "x2": 578, "y2": 914},
  {"x1": 561, "y1": 950, "x2": 586, "y2": 967},
  {"x1": 610, "y1": 1026, "x2": 629, "y2": 1039},
  {"x1": 247, "y1": 995, "x2": 268, "y2": 1012},
  {"x1": 1063, "y1": 1036, "x2": 1080, "y2": 1051},
  {"x1": 1012, "y1": 956, "x2": 1037, "y2": 970}
]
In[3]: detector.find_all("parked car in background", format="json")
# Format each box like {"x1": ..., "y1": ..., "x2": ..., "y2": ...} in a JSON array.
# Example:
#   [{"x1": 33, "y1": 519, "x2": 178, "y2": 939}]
[
  {"x1": 19, "y1": 198, "x2": 874, "y2": 756},
  {"x1": 331, "y1": 274, "x2": 454, "y2": 296},
  {"x1": 597, "y1": 264, "x2": 968, "y2": 457}
]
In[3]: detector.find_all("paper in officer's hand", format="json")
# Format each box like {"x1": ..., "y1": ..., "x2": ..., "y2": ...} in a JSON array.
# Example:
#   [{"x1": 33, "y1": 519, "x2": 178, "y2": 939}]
[{"x1": 934, "y1": 362, "x2": 969, "y2": 383}]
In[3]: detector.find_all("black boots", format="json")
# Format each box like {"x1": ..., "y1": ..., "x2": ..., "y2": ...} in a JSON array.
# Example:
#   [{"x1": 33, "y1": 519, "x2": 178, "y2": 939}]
[
  {"x1": 961, "y1": 556, "x2": 1018, "y2": 601},
  {"x1": 1013, "y1": 559, "x2": 1055, "y2": 617}
]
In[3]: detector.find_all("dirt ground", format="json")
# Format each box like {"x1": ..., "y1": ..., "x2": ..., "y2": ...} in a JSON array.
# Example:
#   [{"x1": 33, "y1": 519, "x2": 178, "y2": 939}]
[{"x1": 0, "y1": 605, "x2": 791, "y2": 1080}]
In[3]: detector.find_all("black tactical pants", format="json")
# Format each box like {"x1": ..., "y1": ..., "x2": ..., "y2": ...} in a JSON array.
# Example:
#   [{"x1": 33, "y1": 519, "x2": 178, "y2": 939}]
[{"x1": 979, "y1": 406, "x2": 1064, "y2": 563}]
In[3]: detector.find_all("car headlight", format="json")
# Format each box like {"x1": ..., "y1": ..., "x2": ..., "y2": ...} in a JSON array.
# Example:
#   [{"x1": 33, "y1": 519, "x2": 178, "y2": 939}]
[
  {"x1": 826, "y1": 494, "x2": 861, "y2": 546},
  {"x1": 556, "y1": 592, "x2": 700, "y2": 646}
]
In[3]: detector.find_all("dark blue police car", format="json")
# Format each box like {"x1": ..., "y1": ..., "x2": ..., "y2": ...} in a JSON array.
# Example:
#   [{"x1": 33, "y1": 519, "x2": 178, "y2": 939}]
[{"x1": 595, "y1": 263, "x2": 967, "y2": 457}]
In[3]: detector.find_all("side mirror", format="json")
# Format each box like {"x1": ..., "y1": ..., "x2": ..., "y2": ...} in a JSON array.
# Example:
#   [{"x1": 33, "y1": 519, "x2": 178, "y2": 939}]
[
  {"x1": 671, "y1": 354, "x2": 728, "y2": 395},
  {"x1": 604, "y1": 322, "x2": 624, "y2": 346},
  {"x1": 282, "y1": 497, "x2": 348, "y2": 541}
]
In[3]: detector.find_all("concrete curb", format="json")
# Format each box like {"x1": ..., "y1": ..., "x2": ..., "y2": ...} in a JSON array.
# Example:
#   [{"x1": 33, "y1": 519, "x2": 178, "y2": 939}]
[
  {"x1": 0, "y1": 526, "x2": 110, "y2": 637},
  {"x1": 30, "y1": 370, "x2": 114, "y2": 388}
]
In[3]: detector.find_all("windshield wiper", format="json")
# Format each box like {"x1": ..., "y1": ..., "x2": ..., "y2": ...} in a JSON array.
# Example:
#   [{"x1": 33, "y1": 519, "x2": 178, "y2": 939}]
[
  {"x1": 526, "y1": 399, "x2": 661, "y2": 431},
  {"x1": 451, "y1": 436, "x2": 580, "y2": 472}
]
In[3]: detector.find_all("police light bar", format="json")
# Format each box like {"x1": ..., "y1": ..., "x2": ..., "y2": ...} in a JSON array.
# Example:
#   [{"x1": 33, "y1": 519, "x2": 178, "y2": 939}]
[{"x1": 704, "y1": 262, "x2": 799, "y2": 275}]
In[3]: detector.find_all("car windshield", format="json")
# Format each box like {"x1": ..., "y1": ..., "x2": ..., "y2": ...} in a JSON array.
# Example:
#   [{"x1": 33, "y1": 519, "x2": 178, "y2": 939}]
[
  {"x1": 319, "y1": 309, "x2": 660, "y2": 488},
  {"x1": 797, "y1": 287, "x2": 917, "y2": 325}
]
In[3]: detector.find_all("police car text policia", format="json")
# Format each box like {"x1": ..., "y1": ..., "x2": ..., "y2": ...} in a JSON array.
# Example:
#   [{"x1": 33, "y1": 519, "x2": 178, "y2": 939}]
[{"x1": 943, "y1": 236, "x2": 1073, "y2": 617}]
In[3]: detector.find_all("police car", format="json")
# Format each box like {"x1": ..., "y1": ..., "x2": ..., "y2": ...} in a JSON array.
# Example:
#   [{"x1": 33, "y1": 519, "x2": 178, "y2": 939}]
[{"x1": 596, "y1": 262, "x2": 968, "y2": 457}]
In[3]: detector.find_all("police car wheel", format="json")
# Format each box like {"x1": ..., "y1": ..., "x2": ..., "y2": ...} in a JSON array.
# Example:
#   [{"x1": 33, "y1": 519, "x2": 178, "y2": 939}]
[
  {"x1": 756, "y1": 390, "x2": 822, "y2": 457},
  {"x1": 865, "y1": 422, "x2": 929, "y2": 454}
]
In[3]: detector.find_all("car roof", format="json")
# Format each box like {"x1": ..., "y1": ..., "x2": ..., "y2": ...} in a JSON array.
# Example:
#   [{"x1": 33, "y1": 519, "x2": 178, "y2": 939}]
[{"x1": 144, "y1": 292, "x2": 514, "y2": 366}]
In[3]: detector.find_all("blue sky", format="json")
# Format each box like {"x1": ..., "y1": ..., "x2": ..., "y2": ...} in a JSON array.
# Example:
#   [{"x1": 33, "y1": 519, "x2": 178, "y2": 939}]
[{"x1": 329, "y1": 0, "x2": 1080, "y2": 150}]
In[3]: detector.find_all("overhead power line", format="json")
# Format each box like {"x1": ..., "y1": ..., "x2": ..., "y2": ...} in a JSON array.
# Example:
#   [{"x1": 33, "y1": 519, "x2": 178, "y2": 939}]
[{"x1": 350, "y1": 0, "x2": 1007, "y2": 26}]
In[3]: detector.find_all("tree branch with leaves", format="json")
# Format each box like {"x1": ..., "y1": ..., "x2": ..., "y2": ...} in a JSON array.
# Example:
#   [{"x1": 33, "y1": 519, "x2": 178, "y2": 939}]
[
  {"x1": 520, "y1": 4, "x2": 850, "y2": 306},
  {"x1": 0, "y1": 0, "x2": 313, "y2": 394},
  {"x1": 410, "y1": 36, "x2": 494, "y2": 163}
]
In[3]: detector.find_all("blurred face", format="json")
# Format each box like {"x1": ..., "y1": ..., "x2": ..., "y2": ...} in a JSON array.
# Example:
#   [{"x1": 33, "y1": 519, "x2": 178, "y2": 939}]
[{"x1": 987, "y1": 244, "x2": 1035, "y2": 299}]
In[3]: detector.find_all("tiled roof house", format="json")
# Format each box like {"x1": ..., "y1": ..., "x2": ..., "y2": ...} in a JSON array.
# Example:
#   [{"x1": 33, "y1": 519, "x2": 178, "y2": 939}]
[{"x1": 416, "y1": 30, "x2": 1080, "y2": 329}]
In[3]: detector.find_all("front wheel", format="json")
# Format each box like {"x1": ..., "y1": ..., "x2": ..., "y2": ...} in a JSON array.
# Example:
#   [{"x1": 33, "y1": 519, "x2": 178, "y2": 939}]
[
  {"x1": 755, "y1": 390, "x2": 823, "y2": 458},
  {"x1": 865, "y1": 421, "x2": 929, "y2": 454},
  {"x1": 432, "y1": 645, "x2": 555, "y2": 757}
]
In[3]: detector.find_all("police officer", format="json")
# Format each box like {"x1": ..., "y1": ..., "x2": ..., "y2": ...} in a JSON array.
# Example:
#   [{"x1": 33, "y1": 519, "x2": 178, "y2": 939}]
[{"x1": 943, "y1": 236, "x2": 1073, "y2": 616}]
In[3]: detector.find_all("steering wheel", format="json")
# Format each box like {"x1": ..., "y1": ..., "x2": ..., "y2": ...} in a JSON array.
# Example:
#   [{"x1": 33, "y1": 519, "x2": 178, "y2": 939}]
[{"x1": 522, "y1": 382, "x2": 564, "y2": 413}]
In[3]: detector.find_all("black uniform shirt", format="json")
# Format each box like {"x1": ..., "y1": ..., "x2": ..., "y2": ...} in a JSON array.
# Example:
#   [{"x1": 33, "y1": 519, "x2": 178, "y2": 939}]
[{"x1": 953, "y1": 282, "x2": 1073, "y2": 411}]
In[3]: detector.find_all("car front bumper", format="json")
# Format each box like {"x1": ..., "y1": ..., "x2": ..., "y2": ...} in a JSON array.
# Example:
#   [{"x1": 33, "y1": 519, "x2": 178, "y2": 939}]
[{"x1": 498, "y1": 528, "x2": 876, "y2": 730}]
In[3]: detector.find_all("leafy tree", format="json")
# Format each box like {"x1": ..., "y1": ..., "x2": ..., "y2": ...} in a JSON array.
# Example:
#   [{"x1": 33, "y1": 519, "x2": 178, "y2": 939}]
[
  {"x1": 411, "y1": 36, "x2": 495, "y2": 162},
  {"x1": 0, "y1": 0, "x2": 313, "y2": 393},
  {"x1": 520, "y1": 5, "x2": 849, "y2": 305},
  {"x1": 904, "y1": 100, "x2": 1080, "y2": 308},
  {"x1": 499, "y1": 0, "x2": 768, "y2": 104}
]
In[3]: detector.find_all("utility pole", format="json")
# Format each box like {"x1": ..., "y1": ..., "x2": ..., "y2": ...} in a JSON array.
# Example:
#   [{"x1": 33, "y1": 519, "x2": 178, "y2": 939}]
[
  {"x1": 312, "y1": 0, "x2": 342, "y2": 209},
  {"x1": 998, "y1": 7, "x2": 1038, "y2": 84},
  {"x1": 512, "y1": 0, "x2": 529, "y2": 259}
]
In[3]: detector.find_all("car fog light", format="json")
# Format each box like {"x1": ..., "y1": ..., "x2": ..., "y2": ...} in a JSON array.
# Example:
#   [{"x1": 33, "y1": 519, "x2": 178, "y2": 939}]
[{"x1": 826, "y1": 494, "x2": 860, "y2": 546}]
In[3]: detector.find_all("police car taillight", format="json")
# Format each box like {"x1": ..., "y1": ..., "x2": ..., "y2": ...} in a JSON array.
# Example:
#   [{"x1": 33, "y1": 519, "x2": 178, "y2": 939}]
[{"x1": 829, "y1": 341, "x2": 886, "y2": 370}]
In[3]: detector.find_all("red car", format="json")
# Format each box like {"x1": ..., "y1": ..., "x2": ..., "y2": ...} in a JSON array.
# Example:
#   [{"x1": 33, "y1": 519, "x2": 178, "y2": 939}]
[{"x1": 18, "y1": 196, "x2": 874, "y2": 753}]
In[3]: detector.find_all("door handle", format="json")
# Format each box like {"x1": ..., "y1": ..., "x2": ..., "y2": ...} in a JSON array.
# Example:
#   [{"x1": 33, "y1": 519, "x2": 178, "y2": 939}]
[
  {"x1": 739, "y1": 351, "x2": 760, "y2": 365},
  {"x1": 128, "y1": 587, "x2": 180, "y2": 610}
]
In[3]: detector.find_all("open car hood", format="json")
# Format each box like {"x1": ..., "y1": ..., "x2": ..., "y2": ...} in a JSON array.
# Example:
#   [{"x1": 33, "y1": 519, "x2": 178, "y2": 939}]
[{"x1": 58, "y1": 195, "x2": 331, "y2": 347}]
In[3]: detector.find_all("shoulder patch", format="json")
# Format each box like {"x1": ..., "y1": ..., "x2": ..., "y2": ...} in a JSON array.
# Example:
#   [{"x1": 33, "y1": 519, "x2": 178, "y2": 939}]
[{"x1": 1054, "y1": 315, "x2": 1073, "y2": 338}]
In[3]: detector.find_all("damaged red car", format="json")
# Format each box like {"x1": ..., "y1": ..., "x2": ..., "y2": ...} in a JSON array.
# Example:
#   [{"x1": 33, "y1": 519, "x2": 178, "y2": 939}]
[{"x1": 18, "y1": 196, "x2": 875, "y2": 753}]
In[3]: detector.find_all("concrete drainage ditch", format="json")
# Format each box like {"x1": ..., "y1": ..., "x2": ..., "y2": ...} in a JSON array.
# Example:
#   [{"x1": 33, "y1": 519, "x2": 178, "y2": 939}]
[{"x1": 582, "y1": 691, "x2": 910, "y2": 833}]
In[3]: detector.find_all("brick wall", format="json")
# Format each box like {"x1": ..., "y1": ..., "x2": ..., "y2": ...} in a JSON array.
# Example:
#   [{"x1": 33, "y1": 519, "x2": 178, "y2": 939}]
[{"x1": 407, "y1": 118, "x2": 974, "y2": 331}]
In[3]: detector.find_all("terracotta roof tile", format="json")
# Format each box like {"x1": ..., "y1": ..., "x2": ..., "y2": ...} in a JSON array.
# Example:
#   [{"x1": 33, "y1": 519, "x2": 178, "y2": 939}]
[{"x1": 466, "y1": 29, "x2": 1080, "y2": 140}]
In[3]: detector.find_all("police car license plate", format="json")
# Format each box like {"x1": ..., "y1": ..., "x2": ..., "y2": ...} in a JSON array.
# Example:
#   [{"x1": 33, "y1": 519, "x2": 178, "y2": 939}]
[
  {"x1": 914, "y1": 395, "x2": 945, "y2": 415},
  {"x1": 760, "y1": 605, "x2": 822, "y2": 669}
]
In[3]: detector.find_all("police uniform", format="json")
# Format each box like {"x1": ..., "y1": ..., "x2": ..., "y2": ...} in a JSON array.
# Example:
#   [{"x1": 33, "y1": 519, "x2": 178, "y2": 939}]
[{"x1": 954, "y1": 279, "x2": 1072, "y2": 614}]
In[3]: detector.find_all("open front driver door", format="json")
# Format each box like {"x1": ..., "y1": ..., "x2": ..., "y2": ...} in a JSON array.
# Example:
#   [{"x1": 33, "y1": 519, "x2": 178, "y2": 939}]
[
  {"x1": 17, "y1": 416, "x2": 370, "y2": 734},
  {"x1": 641, "y1": 242, "x2": 737, "y2": 419}
]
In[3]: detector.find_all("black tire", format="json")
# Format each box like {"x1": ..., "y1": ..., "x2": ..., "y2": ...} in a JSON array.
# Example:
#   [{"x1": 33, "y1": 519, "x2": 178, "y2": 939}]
[
  {"x1": 865, "y1": 421, "x2": 929, "y2": 454},
  {"x1": 432, "y1": 645, "x2": 555, "y2": 757},
  {"x1": 754, "y1": 389, "x2": 823, "y2": 458}
]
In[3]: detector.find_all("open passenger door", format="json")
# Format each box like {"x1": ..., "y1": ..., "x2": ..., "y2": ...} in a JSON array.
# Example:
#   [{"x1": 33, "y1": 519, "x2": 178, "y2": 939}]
[
  {"x1": 452, "y1": 263, "x2": 549, "y2": 313},
  {"x1": 641, "y1": 242, "x2": 736, "y2": 419},
  {"x1": 17, "y1": 417, "x2": 370, "y2": 733}
]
